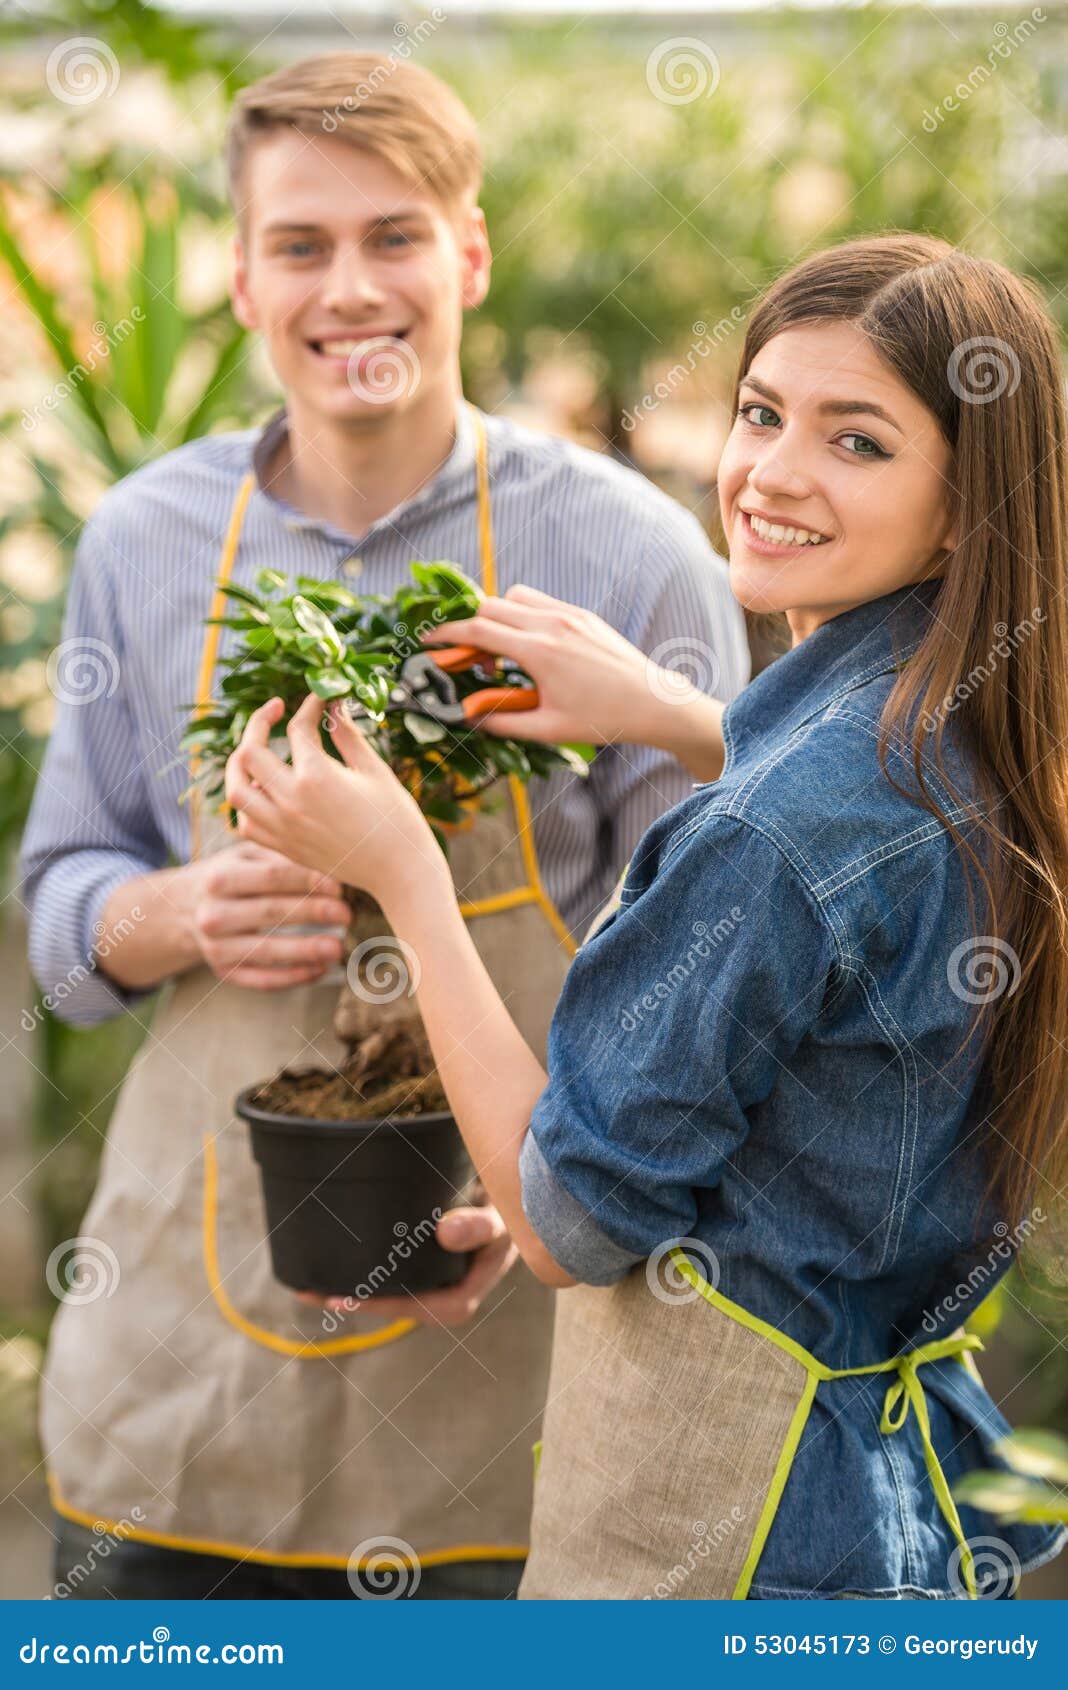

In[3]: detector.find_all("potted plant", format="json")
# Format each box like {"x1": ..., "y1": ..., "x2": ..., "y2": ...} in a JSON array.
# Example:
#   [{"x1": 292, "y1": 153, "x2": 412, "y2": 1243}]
[{"x1": 181, "y1": 561, "x2": 590, "y2": 1298}]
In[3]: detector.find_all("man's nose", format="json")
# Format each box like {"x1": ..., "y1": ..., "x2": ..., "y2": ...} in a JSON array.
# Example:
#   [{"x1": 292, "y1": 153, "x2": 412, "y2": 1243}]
[{"x1": 319, "y1": 247, "x2": 387, "y2": 314}]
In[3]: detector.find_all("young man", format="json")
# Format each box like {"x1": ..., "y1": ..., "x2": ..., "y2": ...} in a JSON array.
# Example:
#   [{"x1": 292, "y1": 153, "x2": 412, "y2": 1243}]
[{"x1": 20, "y1": 53, "x2": 749, "y2": 1600}]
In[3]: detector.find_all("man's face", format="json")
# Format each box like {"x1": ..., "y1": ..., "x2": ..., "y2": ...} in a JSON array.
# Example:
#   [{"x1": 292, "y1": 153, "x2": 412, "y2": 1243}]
[{"x1": 231, "y1": 131, "x2": 490, "y2": 427}]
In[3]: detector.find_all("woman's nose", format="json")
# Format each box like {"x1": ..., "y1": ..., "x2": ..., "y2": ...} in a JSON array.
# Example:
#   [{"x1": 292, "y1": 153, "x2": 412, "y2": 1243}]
[{"x1": 747, "y1": 439, "x2": 811, "y2": 501}]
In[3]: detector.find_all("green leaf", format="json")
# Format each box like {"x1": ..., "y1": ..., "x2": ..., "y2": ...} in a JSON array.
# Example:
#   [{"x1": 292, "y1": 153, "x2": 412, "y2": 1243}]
[
  {"x1": 221, "y1": 582, "x2": 267, "y2": 612},
  {"x1": 255, "y1": 568, "x2": 288, "y2": 595},
  {"x1": 411, "y1": 561, "x2": 482, "y2": 610},
  {"x1": 307, "y1": 668, "x2": 352, "y2": 700},
  {"x1": 995, "y1": 1430, "x2": 1068, "y2": 1486},
  {"x1": 403, "y1": 712, "x2": 448, "y2": 744},
  {"x1": 245, "y1": 626, "x2": 277, "y2": 656},
  {"x1": 953, "y1": 1469, "x2": 1066, "y2": 1522},
  {"x1": 292, "y1": 595, "x2": 344, "y2": 659},
  {"x1": 556, "y1": 745, "x2": 596, "y2": 779}
]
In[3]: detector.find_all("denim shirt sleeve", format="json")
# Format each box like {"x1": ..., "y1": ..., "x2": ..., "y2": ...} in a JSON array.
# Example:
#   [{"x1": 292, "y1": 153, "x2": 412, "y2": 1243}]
[{"x1": 521, "y1": 805, "x2": 837, "y2": 1283}]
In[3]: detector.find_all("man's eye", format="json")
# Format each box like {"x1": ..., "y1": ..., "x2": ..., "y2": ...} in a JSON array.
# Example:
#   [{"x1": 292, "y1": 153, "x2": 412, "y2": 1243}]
[
  {"x1": 738, "y1": 403, "x2": 780, "y2": 429},
  {"x1": 837, "y1": 432, "x2": 888, "y2": 459},
  {"x1": 282, "y1": 242, "x2": 320, "y2": 259},
  {"x1": 379, "y1": 231, "x2": 414, "y2": 249}
]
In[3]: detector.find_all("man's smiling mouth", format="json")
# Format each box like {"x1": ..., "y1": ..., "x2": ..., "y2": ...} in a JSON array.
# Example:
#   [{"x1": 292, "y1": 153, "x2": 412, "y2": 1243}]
[{"x1": 309, "y1": 330, "x2": 411, "y2": 356}]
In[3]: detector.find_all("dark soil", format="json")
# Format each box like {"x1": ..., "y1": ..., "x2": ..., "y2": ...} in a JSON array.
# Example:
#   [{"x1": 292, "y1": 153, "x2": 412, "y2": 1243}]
[{"x1": 250, "y1": 1026, "x2": 450, "y2": 1122}]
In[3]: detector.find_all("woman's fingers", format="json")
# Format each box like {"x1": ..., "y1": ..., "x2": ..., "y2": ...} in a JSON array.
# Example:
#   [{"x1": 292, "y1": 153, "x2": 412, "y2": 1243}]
[
  {"x1": 463, "y1": 704, "x2": 562, "y2": 743},
  {"x1": 286, "y1": 691, "x2": 329, "y2": 772},
  {"x1": 503, "y1": 583, "x2": 565, "y2": 607},
  {"x1": 327, "y1": 700, "x2": 378, "y2": 770},
  {"x1": 245, "y1": 696, "x2": 285, "y2": 745},
  {"x1": 425, "y1": 602, "x2": 544, "y2": 648},
  {"x1": 225, "y1": 757, "x2": 280, "y2": 833}
]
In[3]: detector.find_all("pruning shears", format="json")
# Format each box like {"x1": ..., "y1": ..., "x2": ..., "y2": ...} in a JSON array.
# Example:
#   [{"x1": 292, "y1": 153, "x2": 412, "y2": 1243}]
[{"x1": 380, "y1": 645, "x2": 539, "y2": 727}]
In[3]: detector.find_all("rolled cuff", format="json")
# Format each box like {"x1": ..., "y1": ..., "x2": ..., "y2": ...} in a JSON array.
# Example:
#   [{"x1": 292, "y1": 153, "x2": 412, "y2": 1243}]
[
  {"x1": 25, "y1": 850, "x2": 159, "y2": 1026},
  {"x1": 519, "y1": 1131, "x2": 642, "y2": 1287}
]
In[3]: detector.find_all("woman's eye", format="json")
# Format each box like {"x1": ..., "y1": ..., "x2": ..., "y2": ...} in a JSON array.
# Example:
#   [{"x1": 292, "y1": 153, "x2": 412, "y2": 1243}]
[
  {"x1": 738, "y1": 403, "x2": 780, "y2": 429},
  {"x1": 837, "y1": 432, "x2": 889, "y2": 459}
]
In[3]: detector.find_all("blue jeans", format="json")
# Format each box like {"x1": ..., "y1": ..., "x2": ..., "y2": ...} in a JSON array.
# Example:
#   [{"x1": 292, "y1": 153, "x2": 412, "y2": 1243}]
[{"x1": 52, "y1": 1515, "x2": 521, "y2": 1600}]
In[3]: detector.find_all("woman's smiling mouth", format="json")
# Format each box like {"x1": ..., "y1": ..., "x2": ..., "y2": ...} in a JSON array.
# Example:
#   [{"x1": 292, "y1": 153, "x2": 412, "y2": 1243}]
[{"x1": 741, "y1": 509, "x2": 832, "y2": 555}]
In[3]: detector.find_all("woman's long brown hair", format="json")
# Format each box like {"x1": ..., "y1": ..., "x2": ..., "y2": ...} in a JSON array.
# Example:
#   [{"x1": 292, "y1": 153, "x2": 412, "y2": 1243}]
[{"x1": 736, "y1": 235, "x2": 1068, "y2": 1241}]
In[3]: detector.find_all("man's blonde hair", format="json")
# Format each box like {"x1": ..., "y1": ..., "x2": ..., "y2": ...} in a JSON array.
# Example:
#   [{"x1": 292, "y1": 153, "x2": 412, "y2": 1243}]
[{"x1": 226, "y1": 52, "x2": 483, "y2": 224}]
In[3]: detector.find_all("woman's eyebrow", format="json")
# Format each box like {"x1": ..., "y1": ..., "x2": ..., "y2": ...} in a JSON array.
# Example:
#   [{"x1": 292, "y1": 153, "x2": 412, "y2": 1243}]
[{"x1": 740, "y1": 374, "x2": 904, "y2": 436}]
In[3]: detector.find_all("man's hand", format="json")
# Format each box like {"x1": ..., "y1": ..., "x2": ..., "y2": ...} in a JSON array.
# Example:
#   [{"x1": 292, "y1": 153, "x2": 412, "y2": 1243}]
[
  {"x1": 92, "y1": 840, "x2": 352, "y2": 995},
  {"x1": 295, "y1": 1204, "x2": 520, "y2": 1328},
  {"x1": 187, "y1": 841, "x2": 352, "y2": 990}
]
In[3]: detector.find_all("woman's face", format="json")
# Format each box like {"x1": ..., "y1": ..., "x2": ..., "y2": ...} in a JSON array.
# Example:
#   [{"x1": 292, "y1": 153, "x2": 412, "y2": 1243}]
[{"x1": 717, "y1": 320, "x2": 958, "y2": 643}]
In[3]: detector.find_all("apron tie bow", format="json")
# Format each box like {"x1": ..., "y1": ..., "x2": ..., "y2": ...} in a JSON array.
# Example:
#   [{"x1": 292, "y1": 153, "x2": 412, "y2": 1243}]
[{"x1": 877, "y1": 1334, "x2": 985, "y2": 1599}]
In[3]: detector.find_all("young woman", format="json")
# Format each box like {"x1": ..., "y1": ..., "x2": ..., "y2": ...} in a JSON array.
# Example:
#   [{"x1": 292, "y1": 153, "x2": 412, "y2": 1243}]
[{"x1": 225, "y1": 235, "x2": 1068, "y2": 1600}]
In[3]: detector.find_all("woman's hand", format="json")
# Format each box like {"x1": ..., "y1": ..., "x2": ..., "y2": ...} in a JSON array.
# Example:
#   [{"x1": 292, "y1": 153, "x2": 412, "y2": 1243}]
[
  {"x1": 426, "y1": 583, "x2": 727, "y2": 782},
  {"x1": 225, "y1": 693, "x2": 448, "y2": 906}
]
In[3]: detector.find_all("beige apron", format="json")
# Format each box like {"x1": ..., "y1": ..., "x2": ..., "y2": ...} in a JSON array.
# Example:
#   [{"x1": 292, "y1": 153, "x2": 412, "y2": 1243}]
[
  {"x1": 521, "y1": 1259, "x2": 984, "y2": 1599},
  {"x1": 44, "y1": 410, "x2": 576, "y2": 1571}
]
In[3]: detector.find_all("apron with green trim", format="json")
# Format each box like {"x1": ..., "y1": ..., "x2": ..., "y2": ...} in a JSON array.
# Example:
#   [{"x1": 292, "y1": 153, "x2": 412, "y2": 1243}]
[
  {"x1": 42, "y1": 411, "x2": 576, "y2": 1571},
  {"x1": 519, "y1": 1247, "x2": 983, "y2": 1599}
]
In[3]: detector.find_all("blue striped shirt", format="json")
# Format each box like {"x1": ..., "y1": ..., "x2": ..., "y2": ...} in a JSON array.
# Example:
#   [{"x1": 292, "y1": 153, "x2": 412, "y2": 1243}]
[{"x1": 18, "y1": 402, "x2": 750, "y2": 1025}]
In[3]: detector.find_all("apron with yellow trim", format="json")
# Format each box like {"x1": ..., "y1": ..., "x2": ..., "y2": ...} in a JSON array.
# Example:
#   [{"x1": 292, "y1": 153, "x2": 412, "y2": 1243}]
[
  {"x1": 43, "y1": 411, "x2": 575, "y2": 1569},
  {"x1": 520, "y1": 1249, "x2": 986, "y2": 1600}
]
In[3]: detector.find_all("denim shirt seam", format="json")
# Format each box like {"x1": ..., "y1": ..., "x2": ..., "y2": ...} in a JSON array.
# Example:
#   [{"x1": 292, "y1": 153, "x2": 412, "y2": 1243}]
[
  {"x1": 862, "y1": 1381, "x2": 923, "y2": 1588},
  {"x1": 814, "y1": 818, "x2": 958, "y2": 898},
  {"x1": 840, "y1": 955, "x2": 919, "y2": 1274},
  {"x1": 827, "y1": 703, "x2": 977, "y2": 830},
  {"x1": 659, "y1": 801, "x2": 851, "y2": 971}
]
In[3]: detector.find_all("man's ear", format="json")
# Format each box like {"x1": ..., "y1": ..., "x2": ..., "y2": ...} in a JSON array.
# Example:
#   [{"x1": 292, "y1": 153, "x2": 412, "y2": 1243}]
[
  {"x1": 231, "y1": 236, "x2": 258, "y2": 332},
  {"x1": 459, "y1": 206, "x2": 491, "y2": 312}
]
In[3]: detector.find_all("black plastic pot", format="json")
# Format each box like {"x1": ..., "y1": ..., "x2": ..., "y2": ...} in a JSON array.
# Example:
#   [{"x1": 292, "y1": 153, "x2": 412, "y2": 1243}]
[{"x1": 236, "y1": 1088, "x2": 473, "y2": 1297}]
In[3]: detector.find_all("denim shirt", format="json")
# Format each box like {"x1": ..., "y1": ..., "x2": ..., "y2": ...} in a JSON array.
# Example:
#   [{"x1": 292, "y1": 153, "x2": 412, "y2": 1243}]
[{"x1": 521, "y1": 581, "x2": 1065, "y2": 1598}]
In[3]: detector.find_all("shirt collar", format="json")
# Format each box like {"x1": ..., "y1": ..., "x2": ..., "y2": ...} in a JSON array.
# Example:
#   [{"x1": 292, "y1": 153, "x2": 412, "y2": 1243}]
[
  {"x1": 249, "y1": 398, "x2": 478, "y2": 542},
  {"x1": 723, "y1": 579, "x2": 944, "y2": 765}
]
